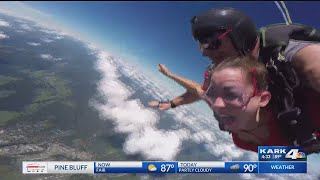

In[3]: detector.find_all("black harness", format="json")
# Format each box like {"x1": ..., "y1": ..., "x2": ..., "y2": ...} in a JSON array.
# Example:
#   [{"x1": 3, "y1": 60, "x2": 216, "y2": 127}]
[{"x1": 259, "y1": 23, "x2": 320, "y2": 154}]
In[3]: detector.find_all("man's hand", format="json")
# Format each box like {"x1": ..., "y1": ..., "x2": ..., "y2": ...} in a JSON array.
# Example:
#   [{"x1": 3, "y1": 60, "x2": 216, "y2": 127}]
[{"x1": 148, "y1": 101, "x2": 171, "y2": 111}]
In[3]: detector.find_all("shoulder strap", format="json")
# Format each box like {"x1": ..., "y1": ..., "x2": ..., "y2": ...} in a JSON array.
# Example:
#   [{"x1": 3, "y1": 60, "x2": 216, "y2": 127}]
[{"x1": 259, "y1": 23, "x2": 311, "y2": 64}]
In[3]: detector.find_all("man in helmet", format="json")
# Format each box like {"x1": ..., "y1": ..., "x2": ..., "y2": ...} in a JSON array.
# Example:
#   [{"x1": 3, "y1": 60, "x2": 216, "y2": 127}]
[{"x1": 149, "y1": 7, "x2": 260, "y2": 110}]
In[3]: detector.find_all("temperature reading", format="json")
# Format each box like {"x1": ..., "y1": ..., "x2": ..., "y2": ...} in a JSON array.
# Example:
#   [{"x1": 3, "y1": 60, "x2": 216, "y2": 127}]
[
  {"x1": 160, "y1": 164, "x2": 174, "y2": 172},
  {"x1": 243, "y1": 164, "x2": 257, "y2": 173}
]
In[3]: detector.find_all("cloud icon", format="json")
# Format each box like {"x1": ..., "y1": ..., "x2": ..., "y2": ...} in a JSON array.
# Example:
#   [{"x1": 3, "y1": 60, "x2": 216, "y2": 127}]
[
  {"x1": 148, "y1": 164, "x2": 157, "y2": 172},
  {"x1": 230, "y1": 164, "x2": 240, "y2": 170}
]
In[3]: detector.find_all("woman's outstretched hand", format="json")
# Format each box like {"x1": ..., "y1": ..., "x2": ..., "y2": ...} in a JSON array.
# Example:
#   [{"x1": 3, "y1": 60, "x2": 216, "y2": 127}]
[{"x1": 158, "y1": 64, "x2": 172, "y2": 77}]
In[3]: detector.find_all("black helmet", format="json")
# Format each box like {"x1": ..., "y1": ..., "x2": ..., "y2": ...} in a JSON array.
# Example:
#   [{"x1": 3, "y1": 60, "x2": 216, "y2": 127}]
[{"x1": 191, "y1": 7, "x2": 258, "y2": 55}]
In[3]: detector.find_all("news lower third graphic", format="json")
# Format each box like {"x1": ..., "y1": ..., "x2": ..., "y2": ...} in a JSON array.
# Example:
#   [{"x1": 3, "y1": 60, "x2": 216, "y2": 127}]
[
  {"x1": 258, "y1": 146, "x2": 307, "y2": 173},
  {"x1": 22, "y1": 146, "x2": 307, "y2": 174}
]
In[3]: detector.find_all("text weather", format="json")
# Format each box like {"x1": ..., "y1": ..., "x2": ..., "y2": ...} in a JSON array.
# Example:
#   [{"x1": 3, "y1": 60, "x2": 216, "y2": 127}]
[{"x1": 259, "y1": 162, "x2": 307, "y2": 173}]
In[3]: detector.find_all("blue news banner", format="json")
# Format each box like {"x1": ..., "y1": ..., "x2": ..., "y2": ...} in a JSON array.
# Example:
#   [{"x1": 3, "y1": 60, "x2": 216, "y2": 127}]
[
  {"x1": 22, "y1": 147, "x2": 307, "y2": 174},
  {"x1": 94, "y1": 146, "x2": 306, "y2": 174},
  {"x1": 94, "y1": 161, "x2": 258, "y2": 174}
]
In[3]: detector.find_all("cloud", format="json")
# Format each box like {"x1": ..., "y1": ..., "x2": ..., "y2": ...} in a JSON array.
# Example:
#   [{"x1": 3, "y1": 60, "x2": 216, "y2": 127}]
[
  {"x1": 20, "y1": 24, "x2": 32, "y2": 31},
  {"x1": 38, "y1": 28, "x2": 58, "y2": 35},
  {"x1": 192, "y1": 130, "x2": 216, "y2": 143},
  {"x1": 91, "y1": 49, "x2": 253, "y2": 163},
  {"x1": 40, "y1": 54, "x2": 53, "y2": 60},
  {"x1": 38, "y1": 27, "x2": 68, "y2": 37},
  {"x1": 0, "y1": 2, "x2": 52, "y2": 26},
  {"x1": 230, "y1": 164, "x2": 240, "y2": 170},
  {"x1": 0, "y1": 2, "x2": 86, "y2": 43},
  {"x1": 41, "y1": 38, "x2": 54, "y2": 43},
  {"x1": 86, "y1": 43, "x2": 100, "y2": 55},
  {"x1": 124, "y1": 127, "x2": 190, "y2": 160},
  {"x1": 93, "y1": 50, "x2": 248, "y2": 161},
  {"x1": 54, "y1": 36, "x2": 64, "y2": 40},
  {"x1": 27, "y1": 42, "x2": 41, "y2": 46},
  {"x1": 40, "y1": 54, "x2": 62, "y2": 61},
  {"x1": 16, "y1": 30, "x2": 25, "y2": 33},
  {"x1": 92, "y1": 51, "x2": 191, "y2": 161},
  {"x1": 0, "y1": 31, "x2": 9, "y2": 39},
  {"x1": 0, "y1": 19, "x2": 10, "y2": 26},
  {"x1": 14, "y1": 19, "x2": 27, "y2": 24}
]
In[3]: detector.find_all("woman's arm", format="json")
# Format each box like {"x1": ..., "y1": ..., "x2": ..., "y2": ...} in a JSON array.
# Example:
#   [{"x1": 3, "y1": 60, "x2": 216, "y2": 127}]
[
  {"x1": 158, "y1": 64, "x2": 204, "y2": 96},
  {"x1": 148, "y1": 64, "x2": 205, "y2": 110},
  {"x1": 148, "y1": 90, "x2": 202, "y2": 110}
]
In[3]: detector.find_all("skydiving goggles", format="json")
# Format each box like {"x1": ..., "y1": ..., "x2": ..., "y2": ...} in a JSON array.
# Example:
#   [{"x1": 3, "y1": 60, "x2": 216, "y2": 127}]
[
  {"x1": 196, "y1": 29, "x2": 232, "y2": 50},
  {"x1": 201, "y1": 68, "x2": 260, "y2": 108}
]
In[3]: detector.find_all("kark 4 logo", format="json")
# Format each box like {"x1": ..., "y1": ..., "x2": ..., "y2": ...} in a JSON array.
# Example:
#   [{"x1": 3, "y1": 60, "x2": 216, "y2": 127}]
[{"x1": 285, "y1": 149, "x2": 306, "y2": 160}]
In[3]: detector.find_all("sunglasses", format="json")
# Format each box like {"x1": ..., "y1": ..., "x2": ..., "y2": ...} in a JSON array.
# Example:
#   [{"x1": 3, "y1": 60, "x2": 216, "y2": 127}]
[
  {"x1": 202, "y1": 85, "x2": 253, "y2": 108},
  {"x1": 202, "y1": 68, "x2": 260, "y2": 108},
  {"x1": 197, "y1": 29, "x2": 232, "y2": 50}
]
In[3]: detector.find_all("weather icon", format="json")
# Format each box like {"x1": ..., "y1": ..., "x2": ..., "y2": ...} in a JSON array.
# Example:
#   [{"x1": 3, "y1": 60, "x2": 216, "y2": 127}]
[
  {"x1": 230, "y1": 164, "x2": 240, "y2": 170},
  {"x1": 148, "y1": 164, "x2": 157, "y2": 172}
]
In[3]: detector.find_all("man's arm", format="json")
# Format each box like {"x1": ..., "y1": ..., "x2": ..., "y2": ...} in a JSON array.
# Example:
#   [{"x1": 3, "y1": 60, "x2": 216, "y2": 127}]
[{"x1": 292, "y1": 44, "x2": 320, "y2": 93}]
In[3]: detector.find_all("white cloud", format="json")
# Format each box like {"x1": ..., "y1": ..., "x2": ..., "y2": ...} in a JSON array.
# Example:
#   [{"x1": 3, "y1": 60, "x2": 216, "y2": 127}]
[
  {"x1": 16, "y1": 30, "x2": 25, "y2": 33},
  {"x1": 40, "y1": 54, "x2": 53, "y2": 60},
  {"x1": 0, "y1": 2, "x2": 52, "y2": 27},
  {"x1": 40, "y1": 54, "x2": 62, "y2": 61},
  {"x1": 92, "y1": 51, "x2": 191, "y2": 161},
  {"x1": 124, "y1": 127, "x2": 190, "y2": 160},
  {"x1": 27, "y1": 42, "x2": 41, "y2": 46},
  {"x1": 192, "y1": 130, "x2": 216, "y2": 143},
  {"x1": 20, "y1": 24, "x2": 32, "y2": 31},
  {"x1": 14, "y1": 19, "x2": 27, "y2": 24},
  {"x1": 92, "y1": 49, "x2": 249, "y2": 163},
  {"x1": 0, "y1": 1, "x2": 88, "y2": 43},
  {"x1": 38, "y1": 28, "x2": 58, "y2": 35},
  {"x1": 0, "y1": 31, "x2": 9, "y2": 39},
  {"x1": 0, "y1": 19, "x2": 10, "y2": 26},
  {"x1": 41, "y1": 38, "x2": 54, "y2": 43},
  {"x1": 54, "y1": 35, "x2": 64, "y2": 40}
]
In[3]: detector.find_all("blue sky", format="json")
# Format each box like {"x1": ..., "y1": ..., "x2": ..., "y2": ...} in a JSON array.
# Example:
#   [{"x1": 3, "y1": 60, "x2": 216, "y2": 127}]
[{"x1": 19, "y1": 1, "x2": 320, "y2": 84}]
